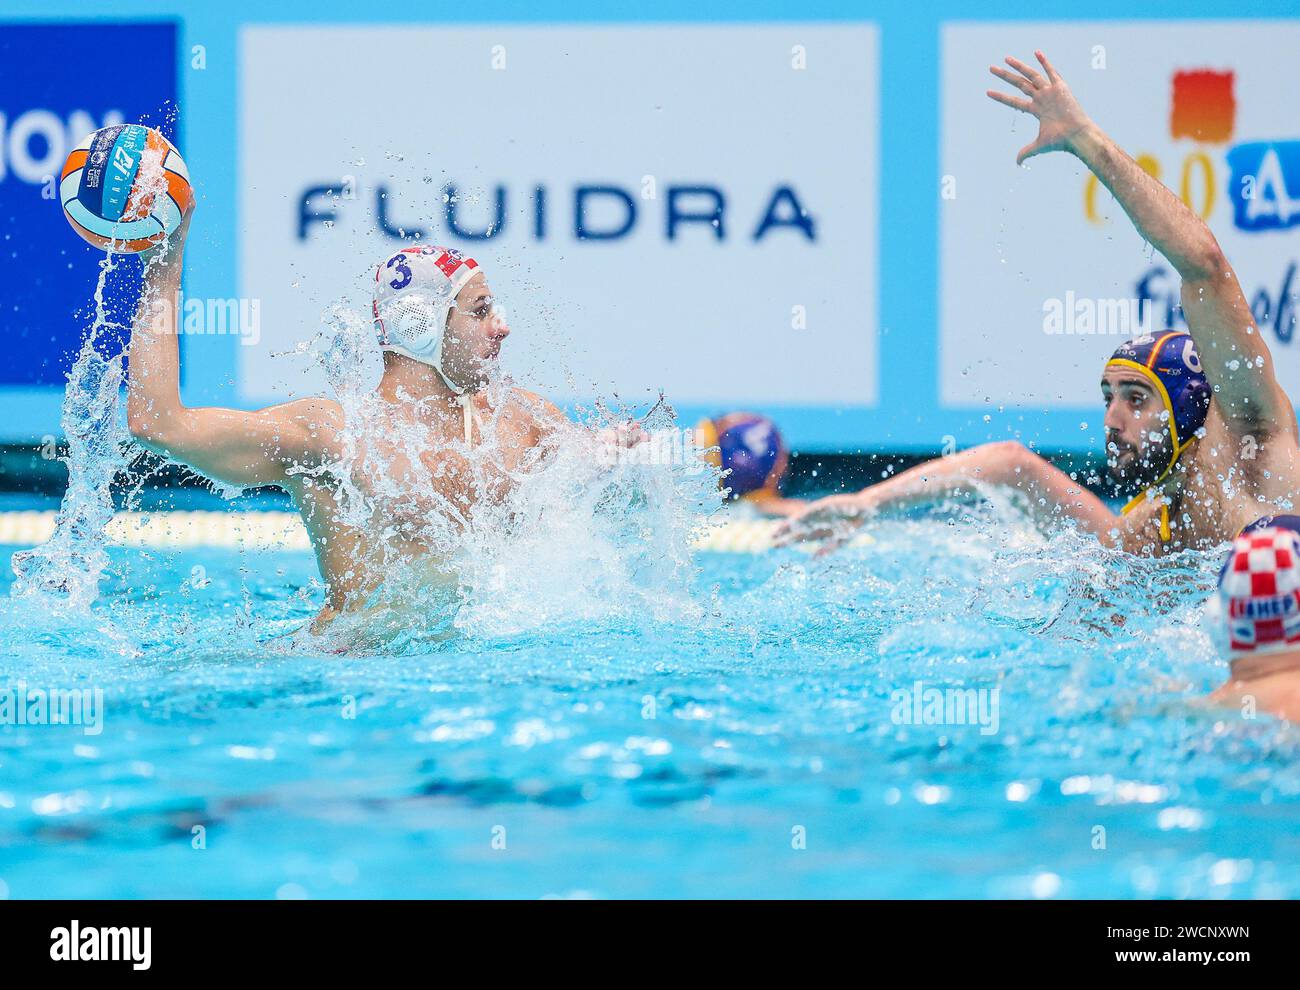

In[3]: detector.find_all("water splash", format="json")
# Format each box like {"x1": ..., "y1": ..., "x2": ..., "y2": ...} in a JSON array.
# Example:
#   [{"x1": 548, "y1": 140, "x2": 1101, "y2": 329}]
[
  {"x1": 452, "y1": 399, "x2": 720, "y2": 638},
  {"x1": 10, "y1": 255, "x2": 128, "y2": 608},
  {"x1": 9, "y1": 132, "x2": 181, "y2": 609},
  {"x1": 291, "y1": 303, "x2": 723, "y2": 651}
]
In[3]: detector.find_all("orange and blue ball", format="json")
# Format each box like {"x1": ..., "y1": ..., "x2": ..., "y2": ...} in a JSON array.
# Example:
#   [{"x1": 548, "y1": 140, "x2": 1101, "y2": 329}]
[{"x1": 60, "y1": 124, "x2": 193, "y2": 254}]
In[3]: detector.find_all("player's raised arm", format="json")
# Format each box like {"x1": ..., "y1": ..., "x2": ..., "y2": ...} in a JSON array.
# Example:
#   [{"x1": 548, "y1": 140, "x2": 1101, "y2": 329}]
[
  {"x1": 988, "y1": 50, "x2": 1291, "y2": 435},
  {"x1": 126, "y1": 211, "x2": 342, "y2": 488}
]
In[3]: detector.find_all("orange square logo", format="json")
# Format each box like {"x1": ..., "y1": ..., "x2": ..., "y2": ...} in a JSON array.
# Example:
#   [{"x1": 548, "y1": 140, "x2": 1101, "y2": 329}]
[{"x1": 1170, "y1": 70, "x2": 1236, "y2": 143}]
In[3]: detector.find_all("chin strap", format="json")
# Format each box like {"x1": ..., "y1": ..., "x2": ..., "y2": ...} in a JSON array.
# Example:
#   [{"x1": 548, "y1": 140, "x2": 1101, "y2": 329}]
[
  {"x1": 1121, "y1": 491, "x2": 1172, "y2": 542},
  {"x1": 1119, "y1": 438, "x2": 1197, "y2": 543},
  {"x1": 456, "y1": 392, "x2": 479, "y2": 446}
]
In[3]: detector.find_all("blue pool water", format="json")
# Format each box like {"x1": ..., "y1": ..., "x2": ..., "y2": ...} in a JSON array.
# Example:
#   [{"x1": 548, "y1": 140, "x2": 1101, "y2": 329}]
[{"x1": 3, "y1": 497, "x2": 1299, "y2": 899}]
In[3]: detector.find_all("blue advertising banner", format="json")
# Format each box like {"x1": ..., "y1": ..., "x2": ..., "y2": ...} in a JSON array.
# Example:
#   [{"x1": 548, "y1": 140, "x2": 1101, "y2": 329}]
[{"x1": 0, "y1": 21, "x2": 177, "y2": 386}]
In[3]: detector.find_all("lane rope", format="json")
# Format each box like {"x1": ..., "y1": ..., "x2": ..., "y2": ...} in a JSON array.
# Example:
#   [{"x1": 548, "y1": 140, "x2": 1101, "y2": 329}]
[{"x1": 0, "y1": 510, "x2": 871, "y2": 554}]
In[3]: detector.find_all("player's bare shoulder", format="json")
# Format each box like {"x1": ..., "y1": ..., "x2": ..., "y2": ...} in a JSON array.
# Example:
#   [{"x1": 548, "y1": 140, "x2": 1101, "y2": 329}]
[
  {"x1": 497, "y1": 386, "x2": 569, "y2": 442},
  {"x1": 273, "y1": 396, "x2": 347, "y2": 466}
]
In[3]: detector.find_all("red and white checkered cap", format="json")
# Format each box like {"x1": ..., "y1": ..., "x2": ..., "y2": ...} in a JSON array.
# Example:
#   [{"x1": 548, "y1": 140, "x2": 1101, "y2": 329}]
[
  {"x1": 1216, "y1": 527, "x2": 1300, "y2": 656},
  {"x1": 371, "y1": 246, "x2": 480, "y2": 378}
]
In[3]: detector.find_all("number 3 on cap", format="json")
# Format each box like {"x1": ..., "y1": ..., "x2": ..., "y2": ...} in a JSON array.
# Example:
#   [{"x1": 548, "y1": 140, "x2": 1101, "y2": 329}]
[{"x1": 387, "y1": 253, "x2": 413, "y2": 290}]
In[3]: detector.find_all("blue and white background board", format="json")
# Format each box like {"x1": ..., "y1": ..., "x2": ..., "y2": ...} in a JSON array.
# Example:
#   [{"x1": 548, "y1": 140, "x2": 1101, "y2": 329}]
[
  {"x1": 0, "y1": 22, "x2": 177, "y2": 385},
  {"x1": 941, "y1": 22, "x2": 1300, "y2": 414},
  {"x1": 238, "y1": 25, "x2": 880, "y2": 414},
  {"x1": 0, "y1": 3, "x2": 1297, "y2": 455}
]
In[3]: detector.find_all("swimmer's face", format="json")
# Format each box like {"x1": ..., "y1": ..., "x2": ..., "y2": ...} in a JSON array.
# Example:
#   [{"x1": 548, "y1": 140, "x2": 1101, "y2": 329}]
[
  {"x1": 1101, "y1": 368, "x2": 1173, "y2": 486},
  {"x1": 440, "y1": 273, "x2": 509, "y2": 391}
]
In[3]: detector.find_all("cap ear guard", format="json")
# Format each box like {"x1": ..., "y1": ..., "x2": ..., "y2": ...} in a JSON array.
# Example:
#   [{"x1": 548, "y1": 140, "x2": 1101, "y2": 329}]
[
  {"x1": 1171, "y1": 370, "x2": 1212, "y2": 445},
  {"x1": 378, "y1": 294, "x2": 448, "y2": 360}
]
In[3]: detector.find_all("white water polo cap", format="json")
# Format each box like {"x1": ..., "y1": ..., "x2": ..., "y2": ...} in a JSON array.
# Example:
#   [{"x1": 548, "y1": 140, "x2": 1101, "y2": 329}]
[{"x1": 372, "y1": 246, "x2": 482, "y2": 390}]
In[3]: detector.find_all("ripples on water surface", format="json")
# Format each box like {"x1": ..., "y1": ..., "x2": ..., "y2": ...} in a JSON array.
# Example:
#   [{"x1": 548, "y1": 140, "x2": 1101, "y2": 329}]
[{"x1": 3, "y1": 501, "x2": 1298, "y2": 899}]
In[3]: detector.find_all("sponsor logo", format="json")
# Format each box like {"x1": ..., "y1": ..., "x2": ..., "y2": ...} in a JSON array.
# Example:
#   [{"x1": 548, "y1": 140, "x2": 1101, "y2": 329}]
[
  {"x1": 297, "y1": 182, "x2": 817, "y2": 244},
  {"x1": 1229, "y1": 590, "x2": 1300, "y2": 619},
  {"x1": 1228, "y1": 141, "x2": 1300, "y2": 232},
  {"x1": 1078, "y1": 68, "x2": 1298, "y2": 345},
  {"x1": 111, "y1": 143, "x2": 135, "y2": 178},
  {"x1": 0, "y1": 109, "x2": 123, "y2": 185}
]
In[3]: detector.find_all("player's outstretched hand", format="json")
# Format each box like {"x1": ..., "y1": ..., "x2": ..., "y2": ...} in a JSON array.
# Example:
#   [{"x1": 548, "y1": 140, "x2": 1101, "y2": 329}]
[{"x1": 987, "y1": 50, "x2": 1095, "y2": 165}]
